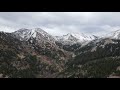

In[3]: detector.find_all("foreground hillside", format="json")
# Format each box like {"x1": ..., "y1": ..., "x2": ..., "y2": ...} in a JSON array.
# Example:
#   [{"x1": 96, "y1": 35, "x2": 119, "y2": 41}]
[
  {"x1": 0, "y1": 31, "x2": 72, "y2": 78},
  {"x1": 58, "y1": 38, "x2": 120, "y2": 78}
]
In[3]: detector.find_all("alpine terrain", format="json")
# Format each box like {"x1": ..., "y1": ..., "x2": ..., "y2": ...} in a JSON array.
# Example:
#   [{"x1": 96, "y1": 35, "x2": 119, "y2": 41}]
[{"x1": 0, "y1": 27, "x2": 120, "y2": 78}]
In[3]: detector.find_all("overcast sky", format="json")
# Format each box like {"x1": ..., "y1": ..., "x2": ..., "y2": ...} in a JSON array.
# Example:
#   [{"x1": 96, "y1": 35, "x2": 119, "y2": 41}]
[{"x1": 0, "y1": 12, "x2": 120, "y2": 36}]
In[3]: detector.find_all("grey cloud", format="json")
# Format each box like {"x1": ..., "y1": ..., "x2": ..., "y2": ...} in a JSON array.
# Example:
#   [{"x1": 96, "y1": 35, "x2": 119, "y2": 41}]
[{"x1": 0, "y1": 12, "x2": 120, "y2": 36}]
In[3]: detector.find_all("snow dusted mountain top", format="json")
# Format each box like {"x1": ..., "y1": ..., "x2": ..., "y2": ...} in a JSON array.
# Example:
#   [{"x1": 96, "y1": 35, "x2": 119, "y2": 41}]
[
  {"x1": 12, "y1": 27, "x2": 120, "y2": 46},
  {"x1": 13, "y1": 28, "x2": 55, "y2": 43},
  {"x1": 14, "y1": 28, "x2": 49, "y2": 38},
  {"x1": 55, "y1": 32, "x2": 98, "y2": 45},
  {"x1": 104, "y1": 29, "x2": 120, "y2": 39}
]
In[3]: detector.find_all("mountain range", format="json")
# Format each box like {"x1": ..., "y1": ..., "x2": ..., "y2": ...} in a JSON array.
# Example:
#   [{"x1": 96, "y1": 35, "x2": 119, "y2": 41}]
[{"x1": 0, "y1": 27, "x2": 120, "y2": 78}]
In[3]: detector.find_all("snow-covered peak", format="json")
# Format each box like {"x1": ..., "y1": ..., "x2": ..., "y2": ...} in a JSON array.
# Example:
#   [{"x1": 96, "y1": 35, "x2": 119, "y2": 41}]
[
  {"x1": 55, "y1": 32, "x2": 98, "y2": 45},
  {"x1": 72, "y1": 33, "x2": 96, "y2": 41},
  {"x1": 13, "y1": 28, "x2": 55, "y2": 43},
  {"x1": 14, "y1": 28, "x2": 48, "y2": 37},
  {"x1": 61, "y1": 33, "x2": 79, "y2": 41},
  {"x1": 104, "y1": 29, "x2": 120, "y2": 39}
]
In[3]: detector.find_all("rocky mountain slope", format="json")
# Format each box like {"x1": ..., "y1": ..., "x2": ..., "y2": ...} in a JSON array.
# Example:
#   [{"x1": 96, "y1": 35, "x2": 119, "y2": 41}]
[
  {"x1": 58, "y1": 31, "x2": 120, "y2": 78},
  {"x1": 0, "y1": 29, "x2": 72, "y2": 78}
]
